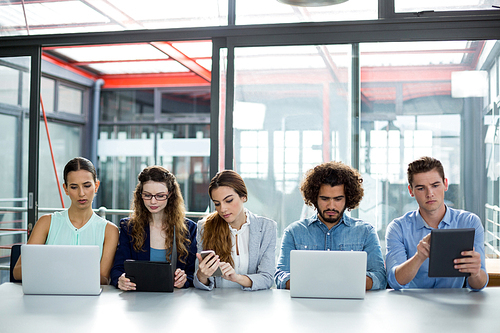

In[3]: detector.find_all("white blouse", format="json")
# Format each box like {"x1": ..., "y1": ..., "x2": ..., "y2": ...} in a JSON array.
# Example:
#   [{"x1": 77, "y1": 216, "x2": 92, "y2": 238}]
[
  {"x1": 229, "y1": 217, "x2": 250, "y2": 275},
  {"x1": 217, "y1": 212, "x2": 251, "y2": 289}
]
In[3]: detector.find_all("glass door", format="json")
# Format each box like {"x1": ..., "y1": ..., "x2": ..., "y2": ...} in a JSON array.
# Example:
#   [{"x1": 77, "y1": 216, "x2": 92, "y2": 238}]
[{"x1": 0, "y1": 55, "x2": 31, "y2": 283}]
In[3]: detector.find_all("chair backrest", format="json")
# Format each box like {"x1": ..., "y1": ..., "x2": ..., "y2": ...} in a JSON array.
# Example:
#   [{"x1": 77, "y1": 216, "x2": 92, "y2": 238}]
[{"x1": 10, "y1": 244, "x2": 22, "y2": 283}]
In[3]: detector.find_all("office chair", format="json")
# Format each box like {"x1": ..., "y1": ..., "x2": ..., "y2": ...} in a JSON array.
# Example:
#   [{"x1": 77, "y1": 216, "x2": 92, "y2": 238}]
[{"x1": 9, "y1": 244, "x2": 22, "y2": 282}]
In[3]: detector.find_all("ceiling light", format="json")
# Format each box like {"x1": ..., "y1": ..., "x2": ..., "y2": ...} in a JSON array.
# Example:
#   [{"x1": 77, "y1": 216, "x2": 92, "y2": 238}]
[{"x1": 277, "y1": 0, "x2": 348, "y2": 6}]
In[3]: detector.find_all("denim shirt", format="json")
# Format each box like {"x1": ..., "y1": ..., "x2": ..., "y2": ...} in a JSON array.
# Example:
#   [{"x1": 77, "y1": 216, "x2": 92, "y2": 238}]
[
  {"x1": 385, "y1": 206, "x2": 488, "y2": 291},
  {"x1": 274, "y1": 213, "x2": 386, "y2": 290}
]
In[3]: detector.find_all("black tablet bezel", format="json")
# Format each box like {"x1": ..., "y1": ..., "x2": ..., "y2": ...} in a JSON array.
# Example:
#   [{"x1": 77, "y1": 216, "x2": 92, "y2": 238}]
[
  {"x1": 428, "y1": 228, "x2": 475, "y2": 278},
  {"x1": 124, "y1": 260, "x2": 174, "y2": 292}
]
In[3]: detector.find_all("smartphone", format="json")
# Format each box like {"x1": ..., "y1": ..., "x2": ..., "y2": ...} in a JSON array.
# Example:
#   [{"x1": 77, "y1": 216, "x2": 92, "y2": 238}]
[{"x1": 200, "y1": 250, "x2": 223, "y2": 277}]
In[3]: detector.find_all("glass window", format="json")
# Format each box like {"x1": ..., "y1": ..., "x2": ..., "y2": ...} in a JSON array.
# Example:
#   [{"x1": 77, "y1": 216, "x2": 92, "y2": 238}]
[
  {"x1": 359, "y1": 41, "x2": 472, "y2": 247},
  {"x1": 41, "y1": 77, "x2": 55, "y2": 113},
  {"x1": 58, "y1": 84, "x2": 83, "y2": 115},
  {"x1": 233, "y1": 44, "x2": 352, "y2": 240},
  {"x1": 161, "y1": 90, "x2": 210, "y2": 116},
  {"x1": 38, "y1": 122, "x2": 81, "y2": 209},
  {"x1": 0, "y1": 0, "x2": 228, "y2": 37},
  {"x1": 0, "y1": 62, "x2": 20, "y2": 107},
  {"x1": 0, "y1": 56, "x2": 30, "y2": 284},
  {"x1": 236, "y1": 0, "x2": 378, "y2": 25},
  {"x1": 98, "y1": 121, "x2": 211, "y2": 221},
  {"x1": 101, "y1": 90, "x2": 154, "y2": 122},
  {"x1": 395, "y1": 1, "x2": 498, "y2": 13}
]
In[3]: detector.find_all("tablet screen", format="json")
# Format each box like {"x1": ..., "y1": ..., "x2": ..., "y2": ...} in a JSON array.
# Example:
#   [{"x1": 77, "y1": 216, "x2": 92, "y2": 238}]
[
  {"x1": 124, "y1": 260, "x2": 174, "y2": 292},
  {"x1": 428, "y1": 228, "x2": 475, "y2": 278}
]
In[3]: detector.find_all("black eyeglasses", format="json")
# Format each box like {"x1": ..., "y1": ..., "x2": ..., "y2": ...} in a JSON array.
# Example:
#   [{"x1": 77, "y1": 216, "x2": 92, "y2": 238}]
[{"x1": 141, "y1": 193, "x2": 168, "y2": 201}]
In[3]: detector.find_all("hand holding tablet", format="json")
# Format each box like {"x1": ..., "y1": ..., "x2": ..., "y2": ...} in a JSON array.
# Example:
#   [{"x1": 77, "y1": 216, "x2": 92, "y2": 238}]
[{"x1": 428, "y1": 228, "x2": 475, "y2": 278}]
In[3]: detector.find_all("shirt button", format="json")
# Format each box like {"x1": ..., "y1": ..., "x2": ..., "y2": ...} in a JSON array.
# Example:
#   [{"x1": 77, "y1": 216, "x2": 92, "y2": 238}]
[{"x1": 327, "y1": 233, "x2": 330, "y2": 236}]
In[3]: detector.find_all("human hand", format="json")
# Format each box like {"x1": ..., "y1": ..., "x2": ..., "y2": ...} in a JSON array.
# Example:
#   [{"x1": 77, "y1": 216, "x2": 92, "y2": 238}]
[
  {"x1": 219, "y1": 262, "x2": 237, "y2": 282},
  {"x1": 454, "y1": 248, "x2": 482, "y2": 278},
  {"x1": 118, "y1": 272, "x2": 136, "y2": 291},
  {"x1": 196, "y1": 252, "x2": 220, "y2": 281},
  {"x1": 416, "y1": 233, "x2": 431, "y2": 261},
  {"x1": 173, "y1": 268, "x2": 187, "y2": 288}
]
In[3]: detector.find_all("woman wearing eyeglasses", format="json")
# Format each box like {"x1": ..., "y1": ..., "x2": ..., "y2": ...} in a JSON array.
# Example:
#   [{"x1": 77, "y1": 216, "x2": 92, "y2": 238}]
[{"x1": 110, "y1": 166, "x2": 197, "y2": 290}]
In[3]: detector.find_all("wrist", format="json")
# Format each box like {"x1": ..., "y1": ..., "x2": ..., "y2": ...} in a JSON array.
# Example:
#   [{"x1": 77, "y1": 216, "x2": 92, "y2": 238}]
[
  {"x1": 197, "y1": 270, "x2": 209, "y2": 284},
  {"x1": 413, "y1": 252, "x2": 427, "y2": 264}
]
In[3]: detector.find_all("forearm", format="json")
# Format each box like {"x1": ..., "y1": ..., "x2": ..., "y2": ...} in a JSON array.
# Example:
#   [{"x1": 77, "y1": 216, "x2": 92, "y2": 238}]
[
  {"x1": 13, "y1": 258, "x2": 22, "y2": 280},
  {"x1": 235, "y1": 274, "x2": 253, "y2": 288},
  {"x1": 394, "y1": 254, "x2": 426, "y2": 286},
  {"x1": 468, "y1": 269, "x2": 488, "y2": 290},
  {"x1": 365, "y1": 276, "x2": 373, "y2": 290},
  {"x1": 100, "y1": 275, "x2": 110, "y2": 285}
]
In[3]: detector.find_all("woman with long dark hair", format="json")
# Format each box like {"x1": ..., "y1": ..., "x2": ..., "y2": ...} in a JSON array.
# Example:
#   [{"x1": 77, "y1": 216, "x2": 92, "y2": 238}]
[
  {"x1": 194, "y1": 170, "x2": 276, "y2": 291},
  {"x1": 111, "y1": 166, "x2": 197, "y2": 290},
  {"x1": 13, "y1": 157, "x2": 119, "y2": 284}
]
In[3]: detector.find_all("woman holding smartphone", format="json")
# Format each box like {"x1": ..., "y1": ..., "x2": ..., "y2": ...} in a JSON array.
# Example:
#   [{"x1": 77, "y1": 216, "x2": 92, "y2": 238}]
[
  {"x1": 13, "y1": 157, "x2": 119, "y2": 284},
  {"x1": 110, "y1": 166, "x2": 197, "y2": 290},
  {"x1": 194, "y1": 170, "x2": 277, "y2": 291}
]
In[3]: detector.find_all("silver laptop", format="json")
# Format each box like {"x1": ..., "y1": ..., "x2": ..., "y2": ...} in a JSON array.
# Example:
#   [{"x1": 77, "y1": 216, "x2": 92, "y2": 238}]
[
  {"x1": 290, "y1": 250, "x2": 367, "y2": 299},
  {"x1": 21, "y1": 244, "x2": 102, "y2": 296}
]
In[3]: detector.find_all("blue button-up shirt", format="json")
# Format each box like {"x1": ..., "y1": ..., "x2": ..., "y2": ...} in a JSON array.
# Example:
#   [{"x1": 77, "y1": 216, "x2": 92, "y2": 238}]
[
  {"x1": 385, "y1": 206, "x2": 488, "y2": 291},
  {"x1": 274, "y1": 213, "x2": 386, "y2": 290}
]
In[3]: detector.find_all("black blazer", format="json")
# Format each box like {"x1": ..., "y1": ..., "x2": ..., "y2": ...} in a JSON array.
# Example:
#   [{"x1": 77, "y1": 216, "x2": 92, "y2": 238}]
[{"x1": 110, "y1": 217, "x2": 197, "y2": 288}]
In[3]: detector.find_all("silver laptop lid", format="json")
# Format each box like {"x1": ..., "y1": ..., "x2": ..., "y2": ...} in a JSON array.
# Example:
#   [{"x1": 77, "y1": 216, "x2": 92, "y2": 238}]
[
  {"x1": 290, "y1": 250, "x2": 367, "y2": 299},
  {"x1": 21, "y1": 244, "x2": 101, "y2": 296}
]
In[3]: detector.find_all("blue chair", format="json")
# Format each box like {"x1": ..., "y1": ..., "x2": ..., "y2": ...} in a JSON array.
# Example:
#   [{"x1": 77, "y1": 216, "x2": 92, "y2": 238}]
[{"x1": 9, "y1": 244, "x2": 22, "y2": 282}]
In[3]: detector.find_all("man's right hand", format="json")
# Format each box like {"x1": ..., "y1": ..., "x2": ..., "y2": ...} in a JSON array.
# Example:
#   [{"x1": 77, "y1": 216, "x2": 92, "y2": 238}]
[
  {"x1": 394, "y1": 233, "x2": 431, "y2": 286},
  {"x1": 415, "y1": 233, "x2": 431, "y2": 261}
]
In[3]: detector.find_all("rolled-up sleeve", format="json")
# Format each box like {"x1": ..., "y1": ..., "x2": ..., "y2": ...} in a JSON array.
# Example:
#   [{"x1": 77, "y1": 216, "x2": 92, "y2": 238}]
[
  {"x1": 385, "y1": 221, "x2": 409, "y2": 290},
  {"x1": 364, "y1": 225, "x2": 387, "y2": 290},
  {"x1": 465, "y1": 215, "x2": 489, "y2": 291},
  {"x1": 274, "y1": 227, "x2": 296, "y2": 289}
]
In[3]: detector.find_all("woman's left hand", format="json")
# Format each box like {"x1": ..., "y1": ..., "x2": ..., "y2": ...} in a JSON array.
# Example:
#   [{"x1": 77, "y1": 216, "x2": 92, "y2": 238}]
[
  {"x1": 219, "y1": 262, "x2": 253, "y2": 288},
  {"x1": 219, "y1": 262, "x2": 238, "y2": 282},
  {"x1": 173, "y1": 268, "x2": 187, "y2": 288}
]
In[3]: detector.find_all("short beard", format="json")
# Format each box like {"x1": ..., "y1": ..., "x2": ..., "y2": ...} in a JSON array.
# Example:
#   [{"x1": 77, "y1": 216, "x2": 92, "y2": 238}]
[{"x1": 317, "y1": 208, "x2": 344, "y2": 225}]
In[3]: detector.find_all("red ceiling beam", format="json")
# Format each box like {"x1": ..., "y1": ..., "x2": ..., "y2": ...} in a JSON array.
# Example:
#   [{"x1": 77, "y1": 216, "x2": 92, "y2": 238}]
[
  {"x1": 101, "y1": 73, "x2": 210, "y2": 89},
  {"x1": 150, "y1": 42, "x2": 211, "y2": 83}
]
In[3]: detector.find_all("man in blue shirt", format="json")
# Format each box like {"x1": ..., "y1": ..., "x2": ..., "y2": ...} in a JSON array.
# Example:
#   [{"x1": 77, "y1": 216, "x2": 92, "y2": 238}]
[
  {"x1": 275, "y1": 161, "x2": 386, "y2": 290},
  {"x1": 385, "y1": 156, "x2": 488, "y2": 290}
]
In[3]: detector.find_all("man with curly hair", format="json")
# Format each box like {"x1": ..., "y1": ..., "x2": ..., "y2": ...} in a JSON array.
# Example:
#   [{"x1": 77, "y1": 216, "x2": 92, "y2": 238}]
[
  {"x1": 274, "y1": 161, "x2": 386, "y2": 290},
  {"x1": 385, "y1": 156, "x2": 488, "y2": 290}
]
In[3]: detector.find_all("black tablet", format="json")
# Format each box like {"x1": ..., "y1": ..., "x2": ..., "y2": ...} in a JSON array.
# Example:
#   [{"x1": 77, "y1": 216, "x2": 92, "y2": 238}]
[
  {"x1": 124, "y1": 260, "x2": 174, "y2": 292},
  {"x1": 428, "y1": 228, "x2": 475, "y2": 278}
]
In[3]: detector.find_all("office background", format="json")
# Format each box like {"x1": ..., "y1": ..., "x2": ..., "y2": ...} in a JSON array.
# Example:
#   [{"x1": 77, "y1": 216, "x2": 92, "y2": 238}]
[{"x1": 0, "y1": 0, "x2": 499, "y2": 283}]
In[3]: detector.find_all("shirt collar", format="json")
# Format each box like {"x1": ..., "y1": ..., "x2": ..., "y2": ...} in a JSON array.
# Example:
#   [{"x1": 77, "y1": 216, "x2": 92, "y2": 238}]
[
  {"x1": 415, "y1": 204, "x2": 450, "y2": 229},
  {"x1": 228, "y1": 209, "x2": 250, "y2": 236}
]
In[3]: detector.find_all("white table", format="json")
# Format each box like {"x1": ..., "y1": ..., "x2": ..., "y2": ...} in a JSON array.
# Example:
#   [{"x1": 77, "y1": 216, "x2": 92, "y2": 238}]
[{"x1": 0, "y1": 283, "x2": 498, "y2": 333}]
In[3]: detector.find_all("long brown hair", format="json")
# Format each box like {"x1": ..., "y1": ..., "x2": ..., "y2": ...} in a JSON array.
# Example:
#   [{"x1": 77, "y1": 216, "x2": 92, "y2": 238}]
[
  {"x1": 201, "y1": 170, "x2": 247, "y2": 267},
  {"x1": 128, "y1": 166, "x2": 190, "y2": 263}
]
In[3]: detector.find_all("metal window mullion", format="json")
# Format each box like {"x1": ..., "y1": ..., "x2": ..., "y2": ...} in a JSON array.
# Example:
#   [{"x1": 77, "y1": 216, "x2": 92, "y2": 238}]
[
  {"x1": 210, "y1": 37, "x2": 225, "y2": 179},
  {"x1": 28, "y1": 46, "x2": 42, "y2": 231},
  {"x1": 224, "y1": 38, "x2": 235, "y2": 171},
  {"x1": 379, "y1": 0, "x2": 395, "y2": 19}
]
